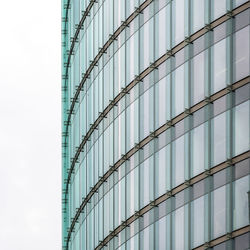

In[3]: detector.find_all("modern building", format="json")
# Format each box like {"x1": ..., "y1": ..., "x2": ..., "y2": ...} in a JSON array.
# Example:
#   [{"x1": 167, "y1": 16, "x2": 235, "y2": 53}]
[{"x1": 61, "y1": 0, "x2": 249, "y2": 249}]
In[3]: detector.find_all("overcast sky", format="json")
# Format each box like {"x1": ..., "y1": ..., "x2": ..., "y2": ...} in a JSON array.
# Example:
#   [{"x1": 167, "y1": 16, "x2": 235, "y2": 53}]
[{"x1": 0, "y1": 0, "x2": 61, "y2": 249}]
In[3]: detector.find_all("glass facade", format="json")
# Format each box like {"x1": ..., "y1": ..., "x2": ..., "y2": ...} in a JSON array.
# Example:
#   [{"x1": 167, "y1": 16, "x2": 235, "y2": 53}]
[{"x1": 62, "y1": 1, "x2": 250, "y2": 250}]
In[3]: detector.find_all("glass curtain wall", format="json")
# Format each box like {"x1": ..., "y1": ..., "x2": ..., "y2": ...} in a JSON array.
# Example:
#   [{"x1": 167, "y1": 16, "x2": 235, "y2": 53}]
[{"x1": 62, "y1": 1, "x2": 250, "y2": 250}]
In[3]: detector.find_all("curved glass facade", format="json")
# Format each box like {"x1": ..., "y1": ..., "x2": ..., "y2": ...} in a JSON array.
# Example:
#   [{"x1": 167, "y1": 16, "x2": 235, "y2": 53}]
[{"x1": 62, "y1": 1, "x2": 250, "y2": 250}]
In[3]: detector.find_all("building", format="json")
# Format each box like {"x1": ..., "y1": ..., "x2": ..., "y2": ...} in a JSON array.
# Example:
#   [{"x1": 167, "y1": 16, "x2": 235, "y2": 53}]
[{"x1": 61, "y1": 0, "x2": 249, "y2": 249}]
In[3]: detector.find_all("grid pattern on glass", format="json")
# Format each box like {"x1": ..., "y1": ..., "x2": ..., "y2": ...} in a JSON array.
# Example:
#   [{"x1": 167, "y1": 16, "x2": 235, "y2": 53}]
[
  {"x1": 66, "y1": 80, "x2": 250, "y2": 248},
  {"x1": 65, "y1": 9, "x2": 249, "y2": 205},
  {"x1": 63, "y1": 1, "x2": 249, "y2": 156},
  {"x1": 61, "y1": 1, "x2": 250, "y2": 249}
]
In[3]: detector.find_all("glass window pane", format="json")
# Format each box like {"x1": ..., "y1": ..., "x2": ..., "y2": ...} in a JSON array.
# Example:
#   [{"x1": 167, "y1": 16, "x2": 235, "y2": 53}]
[
  {"x1": 175, "y1": 190, "x2": 185, "y2": 209},
  {"x1": 140, "y1": 89, "x2": 150, "y2": 139},
  {"x1": 235, "y1": 84, "x2": 250, "y2": 106},
  {"x1": 127, "y1": 32, "x2": 139, "y2": 83},
  {"x1": 158, "y1": 146, "x2": 167, "y2": 196},
  {"x1": 126, "y1": 99, "x2": 139, "y2": 152},
  {"x1": 192, "y1": 51, "x2": 205, "y2": 104},
  {"x1": 175, "y1": 206, "x2": 184, "y2": 250},
  {"x1": 173, "y1": 0, "x2": 185, "y2": 45},
  {"x1": 213, "y1": 242, "x2": 227, "y2": 250},
  {"x1": 140, "y1": 158, "x2": 151, "y2": 207},
  {"x1": 192, "y1": 124, "x2": 205, "y2": 177},
  {"x1": 158, "y1": 5, "x2": 170, "y2": 58},
  {"x1": 158, "y1": 216, "x2": 166, "y2": 250},
  {"x1": 174, "y1": 135, "x2": 185, "y2": 186},
  {"x1": 214, "y1": 169, "x2": 226, "y2": 190},
  {"x1": 212, "y1": 0, "x2": 226, "y2": 20},
  {"x1": 213, "y1": 186, "x2": 226, "y2": 238},
  {"x1": 212, "y1": 38, "x2": 227, "y2": 94},
  {"x1": 234, "y1": 26, "x2": 249, "y2": 82},
  {"x1": 192, "y1": 196, "x2": 204, "y2": 248},
  {"x1": 193, "y1": 180, "x2": 205, "y2": 200},
  {"x1": 192, "y1": 0, "x2": 205, "y2": 33},
  {"x1": 235, "y1": 0, "x2": 248, "y2": 8},
  {"x1": 233, "y1": 176, "x2": 249, "y2": 230},
  {"x1": 235, "y1": 233, "x2": 250, "y2": 250},
  {"x1": 235, "y1": 159, "x2": 250, "y2": 180},
  {"x1": 212, "y1": 112, "x2": 226, "y2": 166},
  {"x1": 234, "y1": 101, "x2": 249, "y2": 156},
  {"x1": 213, "y1": 96, "x2": 227, "y2": 117},
  {"x1": 173, "y1": 64, "x2": 184, "y2": 116},
  {"x1": 157, "y1": 77, "x2": 167, "y2": 127}
]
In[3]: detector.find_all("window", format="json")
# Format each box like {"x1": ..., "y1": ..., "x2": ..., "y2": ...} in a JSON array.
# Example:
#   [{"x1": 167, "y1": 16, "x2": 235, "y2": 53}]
[
  {"x1": 192, "y1": 51, "x2": 205, "y2": 105},
  {"x1": 192, "y1": 0, "x2": 204, "y2": 33},
  {"x1": 212, "y1": 38, "x2": 227, "y2": 94},
  {"x1": 174, "y1": 135, "x2": 185, "y2": 187},
  {"x1": 234, "y1": 101, "x2": 249, "y2": 156},
  {"x1": 156, "y1": 75, "x2": 171, "y2": 128},
  {"x1": 212, "y1": 0, "x2": 226, "y2": 20},
  {"x1": 213, "y1": 186, "x2": 226, "y2": 238},
  {"x1": 192, "y1": 196, "x2": 204, "y2": 248},
  {"x1": 126, "y1": 100, "x2": 139, "y2": 152},
  {"x1": 212, "y1": 112, "x2": 226, "y2": 166},
  {"x1": 157, "y1": 146, "x2": 167, "y2": 196},
  {"x1": 174, "y1": 206, "x2": 184, "y2": 250},
  {"x1": 234, "y1": 26, "x2": 249, "y2": 82},
  {"x1": 158, "y1": 216, "x2": 167, "y2": 250},
  {"x1": 235, "y1": 0, "x2": 248, "y2": 8},
  {"x1": 140, "y1": 157, "x2": 154, "y2": 208},
  {"x1": 191, "y1": 124, "x2": 205, "y2": 177},
  {"x1": 157, "y1": 5, "x2": 169, "y2": 58},
  {"x1": 140, "y1": 87, "x2": 154, "y2": 140},
  {"x1": 235, "y1": 233, "x2": 250, "y2": 250},
  {"x1": 233, "y1": 176, "x2": 249, "y2": 230},
  {"x1": 173, "y1": 0, "x2": 185, "y2": 45},
  {"x1": 173, "y1": 64, "x2": 185, "y2": 116}
]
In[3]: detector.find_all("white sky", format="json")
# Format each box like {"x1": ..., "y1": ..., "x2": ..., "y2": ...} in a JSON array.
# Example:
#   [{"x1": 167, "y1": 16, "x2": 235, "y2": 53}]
[{"x1": 0, "y1": 0, "x2": 61, "y2": 249}]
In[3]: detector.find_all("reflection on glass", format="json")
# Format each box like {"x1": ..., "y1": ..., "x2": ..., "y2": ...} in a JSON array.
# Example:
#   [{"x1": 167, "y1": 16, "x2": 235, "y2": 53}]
[
  {"x1": 213, "y1": 0, "x2": 226, "y2": 20},
  {"x1": 192, "y1": 124, "x2": 204, "y2": 177},
  {"x1": 127, "y1": 99, "x2": 139, "y2": 152},
  {"x1": 212, "y1": 39, "x2": 226, "y2": 94},
  {"x1": 159, "y1": 216, "x2": 166, "y2": 250},
  {"x1": 234, "y1": 101, "x2": 249, "y2": 156},
  {"x1": 141, "y1": 89, "x2": 150, "y2": 139},
  {"x1": 141, "y1": 159, "x2": 150, "y2": 207},
  {"x1": 175, "y1": 206, "x2": 184, "y2": 250},
  {"x1": 235, "y1": 232, "x2": 250, "y2": 249},
  {"x1": 234, "y1": 176, "x2": 249, "y2": 230},
  {"x1": 213, "y1": 112, "x2": 226, "y2": 166},
  {"x1": 235, "y1": 0, "x2": 248, "y2": 7},
  {"x1": 174, "y1": 64, "x2": 184, "y2": 116},
  {"x1": 213, "y1": 186, "x2": 226, "y2": 238},
  {"x1": 173, "y1": 0, "x2": 185, "y2": 45},
  {"x1": 234, "y1": 26, "x2": 249, "y2": 82},
  {"x1": 128, "y1": 32, "x2": 139, "y2": 83},
  {"x1": 192, "y1": 0, "x2": 204, "y2": 32},
  {"x1": 174, "y1": 135, "x2": 185, "y2": 186},
  {"x1": 158, "y1": 146, "x2": 166, "y2": 196},
  {"x1": 158, "y1": 6, "x2": 167, "y2": 58},
  {"x1": 104, "y1": 192, "x2": 110, "y2": 237},
  {"x1": 192, "y1": 196, "x2": 204, "y2": 248},
  {"x1": 193, "y1": 51, "x2": 205, "y2": 104},
  {"x1": 158, "y1": 77, "x2": 167, "y2": 127}
]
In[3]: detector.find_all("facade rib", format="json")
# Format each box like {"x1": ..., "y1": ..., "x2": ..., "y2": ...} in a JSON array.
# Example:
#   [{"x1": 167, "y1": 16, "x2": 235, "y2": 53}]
[{"x1": 62, "y1": 1, "x2": 250, "y2": 250}]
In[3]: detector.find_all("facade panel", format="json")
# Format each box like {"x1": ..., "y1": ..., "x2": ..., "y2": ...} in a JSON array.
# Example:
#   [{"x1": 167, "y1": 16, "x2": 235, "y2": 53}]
[{"x1": 62, "y1": 1, "x2": 250, "y2": 249}]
